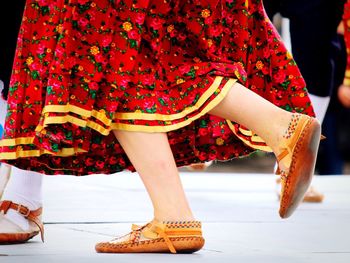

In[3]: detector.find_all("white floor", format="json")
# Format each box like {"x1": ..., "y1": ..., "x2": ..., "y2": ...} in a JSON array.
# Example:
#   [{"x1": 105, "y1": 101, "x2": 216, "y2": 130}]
[{"x1": 1, "y1": 172, "x2": 350, "y2": 263}]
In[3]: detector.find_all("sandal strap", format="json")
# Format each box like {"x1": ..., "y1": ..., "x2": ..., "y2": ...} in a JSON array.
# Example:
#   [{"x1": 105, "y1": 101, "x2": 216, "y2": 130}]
[{"x1": 0, "y1": 200, "x2": 44, "y2": 242}]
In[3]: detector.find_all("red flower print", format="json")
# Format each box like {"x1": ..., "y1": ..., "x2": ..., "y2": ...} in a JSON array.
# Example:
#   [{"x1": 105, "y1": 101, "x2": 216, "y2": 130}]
[
  {"x1": 140, "y1": 74, "x2": 155, "y2": 86},
  {"x1": 36, "y1": 43, "x2": 46, "y2": 54},
  {"x1": 78, "y1": 0, "x2": 89, "y2": 5},
  {"x1": 135, "y1": 13, "x2": 146, "y2": 24},
  {"x1": 88, "y1": 82, "x2": 99, "y2": 90},
  {"x1": 101, "y1": 36, "x2": 112, "y2": 47},
  {"x1": 92, "y1": 72, "x2": 104, "y2": 82},
  {"x1": 128, "y1": 29, "x2": 139, "y2": 40},
  {"x1": 64, "y1": 57, "x2": 77, "y2": 69},
  {"x1": 38, "y1": 0, "x2": 49, "y2": 6},
  {"x1": 150, "y1": 17, "x2": 163, "y2": 30},
  {"x1": 274, "y1": 70, "x2": 286, "y2": 84},
  {"x1": 79, "y1": 17, "x2": 89, "y2": 27},
  {"x1": 198, "y1": 152, "x2": 207, "y2": 161},
  {"x1": 209, "y1": 152, "x2": 216, "y2": 160},
  {"x1": 109, "y1": 156, "x2": 118, "y2": 165},
  {"x1": 95, "y1": 53, "x2": 107, "y2": 64},
  {"x1": 169, "y1": 29, "x2": 178, "y2": 38},
  {"x1": 198, "y1": 128, "x2": 208, "y2": 136},
  {"x1": 85, "y1": 157, "x2": 94, "y2": 166},
  {"x1": 291, "y1": 77, "x2": 306, "y2": 88}
]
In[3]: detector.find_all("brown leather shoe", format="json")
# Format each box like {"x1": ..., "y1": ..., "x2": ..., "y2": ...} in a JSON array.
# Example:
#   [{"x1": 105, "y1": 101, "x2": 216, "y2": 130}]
[
  {"x1": 0, "y1": 200, "x2": 44, "y2": 244},
  {"x1": 277, "y1": 114, "x2": 321, "y2": 218},
  {"x1": 95, "y1": 220, "x2": 205, "y2": 253}
]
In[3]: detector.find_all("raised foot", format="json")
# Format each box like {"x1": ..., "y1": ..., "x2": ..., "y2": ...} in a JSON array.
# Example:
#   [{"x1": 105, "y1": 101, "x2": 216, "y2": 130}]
[{"x1": 277, "y1": 115, "x2": 321, "y2": 218}]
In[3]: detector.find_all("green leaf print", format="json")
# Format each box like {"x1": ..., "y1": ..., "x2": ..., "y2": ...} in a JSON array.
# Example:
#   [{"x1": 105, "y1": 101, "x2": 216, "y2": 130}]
[
  {"x1": 129, "y1": 39, "x2": 138, "y2": 48},
  {"x1": 47, "y1": 86, "x2": 54, "y2": 95},
  {"x1": 31, "y1": 70, "x2": 39, "y2": 80},
  {"x1": 158, "y1": 98, "x2": 168, "y2": 106},
  {"x1": 65, "y1": 131, "x2": 73, "y2": 141},
  {"x1": 145, "y1": 105, "x2": 157, "y2": 113},
  {"x1": 89, "y1": 90, "x2": 97, "y2": 99},
  {"x1": 41, "y1": 6, "x2": 50, "y2": 15},
  {"x1": 51, "y1": 143, "x2": 59, "y2": 152}
]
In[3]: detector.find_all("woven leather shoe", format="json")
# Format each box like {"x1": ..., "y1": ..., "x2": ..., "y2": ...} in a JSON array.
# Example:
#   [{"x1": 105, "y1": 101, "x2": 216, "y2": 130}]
[
  {"x1": 95, "y1": 220, "x2": 204, "y2": 253},
  {"x1": 277, "y1": 114, "x2": 321, "y2": 218}
]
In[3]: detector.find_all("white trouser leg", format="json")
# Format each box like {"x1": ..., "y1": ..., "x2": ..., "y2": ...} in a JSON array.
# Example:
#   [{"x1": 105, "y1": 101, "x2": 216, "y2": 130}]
[{"x1": 1, "y1": 167, "x2": 43, "y2": 231}]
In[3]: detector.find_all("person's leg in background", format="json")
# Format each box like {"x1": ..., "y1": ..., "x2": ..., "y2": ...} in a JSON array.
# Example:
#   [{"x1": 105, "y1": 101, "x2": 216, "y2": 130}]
[
  {"x1": 286, "y1": 0, "x2": 345, "y2": 176},
  {"x1": 285, "y1": 0, "x2": 345, "y2": 123},
  {"x1": 0, "y1": 0, "x2": 45, "y2": 244},
  {"x1": 284, "y1": 0, "x2": 345, "y2": 196},
  {"x1": 316, "y1": 33, "x2": 347, "y2": 175}
]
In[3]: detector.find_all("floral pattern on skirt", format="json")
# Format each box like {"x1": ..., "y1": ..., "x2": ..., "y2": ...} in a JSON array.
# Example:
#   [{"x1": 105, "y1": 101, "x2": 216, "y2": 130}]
[{"x1": 0, "y1": 0, "x2": 314, "y2": 175}]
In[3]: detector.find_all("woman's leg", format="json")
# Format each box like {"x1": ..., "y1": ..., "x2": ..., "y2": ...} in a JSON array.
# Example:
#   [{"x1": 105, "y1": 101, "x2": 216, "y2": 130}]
[
  {"x1": 209, "y1": 82, "x2": 309, "y2": 170},
  {"x1": 96, "y1": 131, "x2": 203, "y2": 253},
  {"x1": 209, "y1": 81, "x2": 320, "y2": 218},
  {"x1": 113, "y1": 131, "x2": 194, "y2": 222},
  {"x1": 113, "y1": 81, "x2": 318, "y2": 221}
]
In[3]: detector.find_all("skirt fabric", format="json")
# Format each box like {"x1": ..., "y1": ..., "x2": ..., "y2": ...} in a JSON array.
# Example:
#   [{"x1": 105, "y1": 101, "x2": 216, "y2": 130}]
[{"x1": 0, "y1": 0, "x2": 314, "y2": 175}]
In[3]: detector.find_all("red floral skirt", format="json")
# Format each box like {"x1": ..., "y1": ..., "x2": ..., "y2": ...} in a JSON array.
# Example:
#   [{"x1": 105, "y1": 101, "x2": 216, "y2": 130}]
[{"x1": 0, "y1": 0, "x2": 314, "y2": 175}]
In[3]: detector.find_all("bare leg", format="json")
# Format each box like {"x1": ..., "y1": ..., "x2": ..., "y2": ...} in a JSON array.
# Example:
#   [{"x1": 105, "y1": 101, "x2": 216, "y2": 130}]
[
  {"x1": 113, "y1": 131, "x2": 194, "y2": 222},
  {"x1": 96, "y1": 81, "x2": 318, "y2": 252},
  {"x1": 210, "y1": 82, "x2": 295, "y2": 168},
  {"x1": 112, "y1": 81, "x2": 316, "y2": 222},
  {"x1": 210, "y1": 82, "x2": 320, "y2": 218}
]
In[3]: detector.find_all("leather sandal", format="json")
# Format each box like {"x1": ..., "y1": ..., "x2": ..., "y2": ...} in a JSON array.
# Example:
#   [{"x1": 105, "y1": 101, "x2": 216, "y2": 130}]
[
  {"x1": 95, "y1": 220, "x2": 205, "y2": 253},
  {"x1": 0, "y1": 200, "x2": 44, "y2": 244},
  {"x1": 277, "y1": 114, "x2": 321, "y2": 218}
]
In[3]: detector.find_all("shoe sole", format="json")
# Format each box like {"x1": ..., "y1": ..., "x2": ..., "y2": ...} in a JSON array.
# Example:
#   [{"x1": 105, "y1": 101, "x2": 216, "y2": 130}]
[
  {"x1": 0, "y1": 231, "x2": 39, "y2": 244},
  {"x1": 279, "y1": 118, "x2": 321, "y2": 218},
  {"x1": 95, "y1": 236, "x2": 205, "y2": 253}
]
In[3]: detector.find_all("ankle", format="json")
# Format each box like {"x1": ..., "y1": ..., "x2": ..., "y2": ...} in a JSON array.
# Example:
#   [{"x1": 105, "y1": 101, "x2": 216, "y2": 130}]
[{"x1": 270, "y1": 113, "x2": 300, "y2": 156}]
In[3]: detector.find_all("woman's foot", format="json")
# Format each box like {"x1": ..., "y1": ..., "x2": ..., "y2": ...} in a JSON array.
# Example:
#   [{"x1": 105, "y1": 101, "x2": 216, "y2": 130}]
[
  {"x1": 0, "y1": 200, "x2": 44, "y2": 244},
  {"x1": 95, "y1": 220, "x2": 204, "y2": 254},
  {"x1": 275, "y1": 114, "x2": 321, "y2": 218}
]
